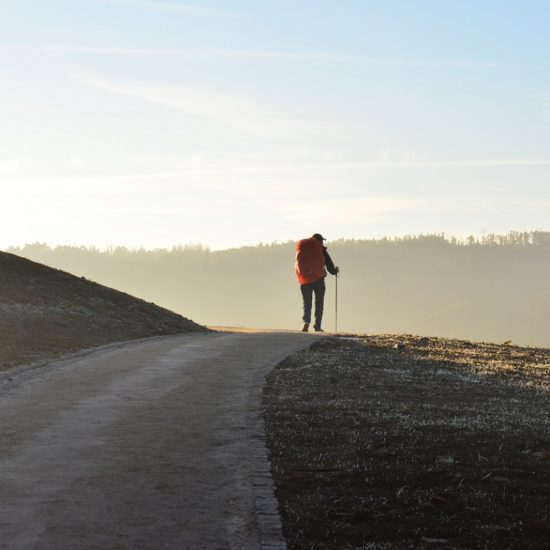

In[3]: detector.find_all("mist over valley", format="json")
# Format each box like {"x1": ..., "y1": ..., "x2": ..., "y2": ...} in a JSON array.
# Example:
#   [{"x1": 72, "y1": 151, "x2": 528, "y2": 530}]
[{"x1": 9, "y1": 231, "x2": 550, "y2": 347}]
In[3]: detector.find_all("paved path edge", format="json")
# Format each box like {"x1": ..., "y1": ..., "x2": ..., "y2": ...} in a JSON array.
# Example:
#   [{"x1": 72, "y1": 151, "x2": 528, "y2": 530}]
[
  {"x1": 0, "y1": 333, "x2": 203, "y2": 391},
  {"x1": 246, "y1": 340, "x2": 313, "y2": 550}
]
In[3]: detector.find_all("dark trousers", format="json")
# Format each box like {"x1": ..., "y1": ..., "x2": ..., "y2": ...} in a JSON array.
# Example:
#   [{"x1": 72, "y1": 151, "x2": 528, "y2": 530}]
[{"x1": 300, "y1": 278, "x2": 326, "y2": 329}]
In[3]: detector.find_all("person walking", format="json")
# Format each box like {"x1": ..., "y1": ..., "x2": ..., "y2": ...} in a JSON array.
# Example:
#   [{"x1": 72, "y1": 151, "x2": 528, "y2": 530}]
[{"x1": 295, "y1": 233, "x2": 339, "y2": 332}]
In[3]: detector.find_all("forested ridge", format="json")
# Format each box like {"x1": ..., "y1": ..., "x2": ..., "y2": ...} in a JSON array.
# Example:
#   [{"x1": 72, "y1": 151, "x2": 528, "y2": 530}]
[{"x1": 8, "y1": 231, "x2": 550, "y2": 347}]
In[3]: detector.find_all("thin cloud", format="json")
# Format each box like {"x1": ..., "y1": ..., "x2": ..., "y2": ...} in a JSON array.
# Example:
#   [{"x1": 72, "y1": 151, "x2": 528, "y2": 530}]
[
  {"x1": 84, "y1": 77, "x2": 281, "y2": 135},
  {"x1": 216, "y1": 51, "x2": 517, "y2": 70},
  {"x1": 84, "y1": 76, "x2": 342, "y2": 139},
  {"x1": 419, "y1": 197, "x2": 550, "y2": 214},
  {"x1": 13, "y1": 45, "x2": 521, "y2": 70},
  {"x1": 100, "y1": 0, "x2": 233, "y2": 16},
  {"x1": 284, "y1": 198, "x2": 420, "y2": 228},
  {"x1": 139, "y1": 0, "x2": 232, "y2": 16},
  {"x1": 319, "y1": 159, "x2": 550, "y2": 169},
  {"x1": 40, "y1": 46, "x2": 194, "y2": 56},
  {"x1": 285, "y1": 195, "x2": 550, "y2": 230}
]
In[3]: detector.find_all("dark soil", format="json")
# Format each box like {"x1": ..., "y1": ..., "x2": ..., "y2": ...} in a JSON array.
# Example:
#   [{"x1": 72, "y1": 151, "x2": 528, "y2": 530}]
[
  {"x1": 263, "y1": 335, "x2": 550, "y2": 549},
  {"x1": 0, "y1": 251, "x2": 205, "y2": 369}
]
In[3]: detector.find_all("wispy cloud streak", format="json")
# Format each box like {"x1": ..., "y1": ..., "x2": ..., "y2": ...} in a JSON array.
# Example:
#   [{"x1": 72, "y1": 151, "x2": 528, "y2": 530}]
[
  {"x1": 100, "y1": 0, "x2": 233, "y2": 16},
  {"x1": 84, "y1": 77, "x2": 340, "y2": 139},
  {"x1": 284, "y1": 197, "x2": 420, "y2": 227},
  {"x1": 322, "y1": 159, "x2": 550, "y2": 169},
  {"x1": 85, "y1": 77, "x2": 272, "y2": 134},
  {"x1": 10, "y1": 45, "x2": 523, "y2": 70}
]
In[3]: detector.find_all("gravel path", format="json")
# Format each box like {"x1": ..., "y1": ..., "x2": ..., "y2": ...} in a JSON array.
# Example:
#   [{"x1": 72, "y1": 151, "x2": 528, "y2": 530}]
[{"x1": 0, "y1": 331, "x2": 313, "y2": 549}]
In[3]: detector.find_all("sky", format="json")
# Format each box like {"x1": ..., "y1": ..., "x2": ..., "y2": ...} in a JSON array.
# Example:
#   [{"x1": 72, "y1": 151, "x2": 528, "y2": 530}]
[{"x1": 1, "y1": 0, "x2": 549, "y2": 250}]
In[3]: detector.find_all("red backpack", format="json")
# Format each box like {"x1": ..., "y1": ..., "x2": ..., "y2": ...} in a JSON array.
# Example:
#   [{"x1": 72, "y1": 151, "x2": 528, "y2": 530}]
[{"x1": 295, "y1": 237, "x2": 326, "y2": 285}]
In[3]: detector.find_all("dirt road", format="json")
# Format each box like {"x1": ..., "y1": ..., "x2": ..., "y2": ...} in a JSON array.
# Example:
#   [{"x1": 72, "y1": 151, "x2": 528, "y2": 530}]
[{"x1": 0, "y1": 331, "x2": 313, "y2": 549}]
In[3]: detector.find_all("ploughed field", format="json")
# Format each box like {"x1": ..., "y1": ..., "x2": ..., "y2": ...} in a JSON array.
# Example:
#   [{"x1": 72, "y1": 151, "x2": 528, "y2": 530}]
[{"x1": 263, "y1": 335, "x2": 550, "y2": 549}]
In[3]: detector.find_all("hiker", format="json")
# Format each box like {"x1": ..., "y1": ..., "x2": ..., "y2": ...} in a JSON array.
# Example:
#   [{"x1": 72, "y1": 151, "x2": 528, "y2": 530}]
[{"x1": 295, "y1": 233, "x2": 339, "y2": 332}]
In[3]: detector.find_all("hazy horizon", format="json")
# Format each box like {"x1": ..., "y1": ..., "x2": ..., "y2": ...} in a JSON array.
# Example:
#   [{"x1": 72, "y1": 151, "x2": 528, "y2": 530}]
[
  {"x1": 9, "y1": 231, "x2": 550, "y2": 347},
  {"x1": 2, "y1": 1, "x2": 550, "y2": 251}
]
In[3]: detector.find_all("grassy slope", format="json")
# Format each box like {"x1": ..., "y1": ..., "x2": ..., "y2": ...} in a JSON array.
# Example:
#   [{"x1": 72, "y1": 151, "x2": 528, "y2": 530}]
[{"x1": 0, "y1": 251, "x2": 205, "y2": 369}]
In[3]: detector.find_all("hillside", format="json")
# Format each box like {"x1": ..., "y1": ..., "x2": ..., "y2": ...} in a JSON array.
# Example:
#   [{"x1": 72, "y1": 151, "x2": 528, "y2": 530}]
[{"x1": 0, "y1": 251, "x2": 204, "y2": 369}]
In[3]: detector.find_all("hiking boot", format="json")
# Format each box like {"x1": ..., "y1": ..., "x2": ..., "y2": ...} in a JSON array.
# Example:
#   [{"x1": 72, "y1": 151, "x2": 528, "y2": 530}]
[
  {"x1": 302, "y1": 322, "x2": 310, "y2": 332},
  {"x1": 314, "y1": 327, "x2": 324, "y2": 332}
]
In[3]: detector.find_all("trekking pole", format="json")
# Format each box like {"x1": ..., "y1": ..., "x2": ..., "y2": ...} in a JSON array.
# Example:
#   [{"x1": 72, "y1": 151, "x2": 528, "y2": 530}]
[{"x1": 335, "y1": 271, "x2": 339, "y2": 333}]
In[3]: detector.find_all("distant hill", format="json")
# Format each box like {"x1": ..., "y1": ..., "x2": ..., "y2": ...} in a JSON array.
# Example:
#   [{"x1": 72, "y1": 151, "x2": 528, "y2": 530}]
[{"x1": 0, "y1": 251, "x2": 204, "y2": 369}]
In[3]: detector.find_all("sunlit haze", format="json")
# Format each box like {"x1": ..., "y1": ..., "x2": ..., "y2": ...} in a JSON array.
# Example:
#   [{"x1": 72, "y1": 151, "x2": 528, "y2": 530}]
[{"x1": 1, "y1": 1, "x2": 549, "y2": 250}]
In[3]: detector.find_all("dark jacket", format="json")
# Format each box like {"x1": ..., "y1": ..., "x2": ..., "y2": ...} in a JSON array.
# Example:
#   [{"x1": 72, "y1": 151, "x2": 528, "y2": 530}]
[{"x1": 323, "y1": 248, "x2": 338, "y2": 276}]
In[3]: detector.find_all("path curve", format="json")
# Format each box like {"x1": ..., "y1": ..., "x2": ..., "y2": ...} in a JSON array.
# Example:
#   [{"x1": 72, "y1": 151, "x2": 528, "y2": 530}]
[{"x1": 0, "y1": 331, "x2": 314, "y2": 549}]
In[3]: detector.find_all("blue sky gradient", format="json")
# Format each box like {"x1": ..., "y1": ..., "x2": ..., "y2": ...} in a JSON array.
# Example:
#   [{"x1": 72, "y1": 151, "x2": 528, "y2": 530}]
[{"x1": 1, "y1": 1, "x2": 549, "y2": 248}]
